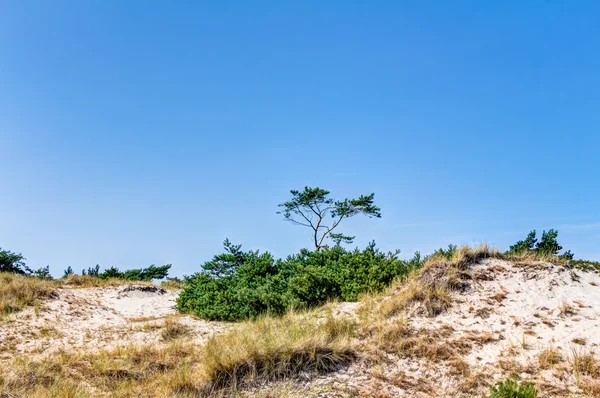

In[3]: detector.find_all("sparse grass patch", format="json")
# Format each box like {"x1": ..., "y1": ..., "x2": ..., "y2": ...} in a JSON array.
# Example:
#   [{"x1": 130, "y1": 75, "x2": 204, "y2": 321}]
[
  {"x1": 128, "y1": 315, "x2": 164, "y2": 323},
  {"x1": 359, "y1": 244, "x2": 498, "y2": 320},
  {"x1": 559, "y1": 299, "x2": 577, "y2": 317},
  {"x1": 59, "y1": 274, "x2": 153, "y2": 288},
  {"x1": 161, "y1": 318, "x2": 192, "y2": 341},
  {"x1": 580, "y1": 379, "x2": 600, "y2": 396},
  {"x1": 161, "y1": 278, "x2": 186, "y2": 290},
  {"x1": 538, "y1": 347, "x2": 562, "y2": 369},
  {"x1": 378, "y1": 278, "x2": 452, "y2": 318},
  {"x1": 572, "y1": 337, "x2": 587, "y2": 346},
  {"x1": 0, "y1": 342, "x2": 199, "y2": 397},
  {"x1": 571, "y1": 348, "x2": 599, "y2": 378}
]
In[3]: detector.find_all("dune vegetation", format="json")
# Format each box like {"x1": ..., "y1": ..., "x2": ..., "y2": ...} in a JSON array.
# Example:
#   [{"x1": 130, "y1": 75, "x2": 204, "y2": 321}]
[{"x1": 2, "y1": 188, "x2": 600, "y2": 397}]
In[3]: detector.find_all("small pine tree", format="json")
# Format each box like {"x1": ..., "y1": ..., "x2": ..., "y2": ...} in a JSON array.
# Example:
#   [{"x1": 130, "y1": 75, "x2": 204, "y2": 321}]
[
  {"x1": 536, "y1": 229, "x2": 562, "y2": 256},
  {"x1": 32, "y1": 265, "x2": 52, "y2": 279},
  {"x1": 507, "y1": 229, "x2": 573, "y2": 259},
  {"x1": 507, "y1": 231, "x2": 538, "y2": 254},
  {"x1": 0, "y1": 248, "x2": 32, "y2": 274},
  {"x1": 63, "y1": 266, "x2": 74, "y2": 277},
  {"x1": 86, "y1": 264, "x2": 100, "y2": 276}
]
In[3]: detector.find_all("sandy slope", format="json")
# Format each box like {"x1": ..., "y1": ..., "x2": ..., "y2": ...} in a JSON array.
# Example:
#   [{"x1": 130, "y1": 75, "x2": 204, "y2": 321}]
[
  {"x1": 0, "y1": 285, "x2": 225, "y2": 363},
  {"x1": 298, "y1": 259, "x2": 600, "y2": 397},
  {"x1": 2, "y1": 259, "x2": 600, "y2": 397}
]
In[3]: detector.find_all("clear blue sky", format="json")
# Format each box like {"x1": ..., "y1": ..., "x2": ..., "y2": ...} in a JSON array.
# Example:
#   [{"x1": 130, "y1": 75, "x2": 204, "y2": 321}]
[{"x1": 1, "y1": 1, "x2": 599, "y2": 276}]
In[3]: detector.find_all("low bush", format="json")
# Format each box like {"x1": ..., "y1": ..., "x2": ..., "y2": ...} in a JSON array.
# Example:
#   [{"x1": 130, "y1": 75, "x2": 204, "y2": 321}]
[
  {"x1": 506, "y1": 229, "x2": 573, "y2": 259},
  {"x1": 0, "y1": 248, "x2": 29, "y2": 274},
  {"x1": 83, "y1": 264, "x2": 171, "y2": 281},
  {"x1": 489, "y1": 377, "x2": 537, "y2": 398},
  {"x1": 177, "y1": 240, "x2": 416, "y2": 321}
]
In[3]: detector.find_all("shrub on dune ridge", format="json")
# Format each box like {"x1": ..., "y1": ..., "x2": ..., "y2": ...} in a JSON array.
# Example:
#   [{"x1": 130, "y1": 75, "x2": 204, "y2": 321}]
[{"x1": 177, "y1": 239, "x2": 416, "y2": 321}]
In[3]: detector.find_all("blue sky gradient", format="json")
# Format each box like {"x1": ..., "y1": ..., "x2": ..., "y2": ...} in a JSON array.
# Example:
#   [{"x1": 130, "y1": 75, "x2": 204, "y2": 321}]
[{"x1": 1, "y1": 1, "x2": 599, "y2": 276}]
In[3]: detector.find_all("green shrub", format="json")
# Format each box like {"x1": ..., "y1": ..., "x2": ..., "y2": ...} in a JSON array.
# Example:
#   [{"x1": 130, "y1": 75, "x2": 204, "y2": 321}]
[
  {"x1": 81, "y1": 264, "x2": 171, "y2": 281},
  {"x1": 507, "y1": 229, "x2": 573, "y2": 259},
  {"x1": 0, "y1": 248, "x2": 31, "y2": 274},
  {"x1": 177, "y1": 240, "x2": 414, "y2": 321},
  {"x1": 489, "y1": 377, "x2": 537, "y2": 398},
  {"x1": 31, "y1": 265, "x2": 52, "y2": 280},
  {"x1": 427, "y1": 244, "x2": 458, "y2": 261},
  {"x1": 63, "y1": 266, "x2": 74, "y2": 277}
]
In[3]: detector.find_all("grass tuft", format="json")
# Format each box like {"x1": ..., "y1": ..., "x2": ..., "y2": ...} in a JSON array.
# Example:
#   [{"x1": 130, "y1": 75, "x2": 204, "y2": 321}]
[
  {"x1": 199, "y1": 309, "x2": 357, "y2": 393},
  {"x1": 538, "y1": 347, "x2": 562, "y2": 369},
  {"x1": 0, "y1": 273, "x2": 57, "y2": 316},
  {"x1": 161, "y1": 318, "x2": 192, "y2": 341}
]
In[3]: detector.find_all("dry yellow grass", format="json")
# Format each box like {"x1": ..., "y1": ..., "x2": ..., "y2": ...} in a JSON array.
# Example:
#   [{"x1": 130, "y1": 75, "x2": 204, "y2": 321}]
[
  {"x1": 0, "y1": 273, "x2": 57, "y2": 316},
  {"x1": 59, "y1": 274, "x2": 153, "y2": 288},
  {"x1": 199, "y1": 309, "x2": 357, "y2": 393},
  {"x1": 1, "y1": 341, "x2": 199, "y2": 397},
  {"x1": 538, "y1": 347, "x2": 562, "y2": 369},
  {"x1": 571, "y1": 348, "x2": 599, "y2": 379},
  {"x1": 358, "y1": 244, "x2": 498, "y2": 321},
  {"x1": 161, "y1": 318, "x2": 192, "y2": 341}
]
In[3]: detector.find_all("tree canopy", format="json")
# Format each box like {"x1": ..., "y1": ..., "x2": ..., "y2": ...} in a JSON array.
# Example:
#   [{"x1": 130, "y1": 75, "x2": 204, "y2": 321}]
[
  {"x1": 0, "y1": 248, "x2": 31, "y2": 274},
  {"x1": 277, "y1": 186, "x2": 381, "y2": 251}
]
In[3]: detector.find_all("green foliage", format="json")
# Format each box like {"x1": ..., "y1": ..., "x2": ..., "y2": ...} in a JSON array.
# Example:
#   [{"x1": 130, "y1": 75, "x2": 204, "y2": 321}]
[
  {"x1": 63, "y1": 266, "x2": 74, "y2": 277},
  {"x1": 161, "y1": 276, "x2": 186, "y2": 289},
  {"x1": 31, "y1": 265, "x2": 52, "y2": 280},
  {"x1": 119, "y1": 264, "x2": 172, "y2": 281},
  {"x1": 567, "y1": 259, "x2": 600, "y2": 272},
  {"x1": 428, "y1": 244, "x2": 458, "y2": 260},
  {"x1": 82, "y1": 264, "x2": 100, "y2": 276},
  {"x1": 177, "y1": 239, "x2": 411, "y2": 321},
  {"x1": 508, "y1": 231, "x2": 538, "y2": 254},
  {"x1": 507, "y1": 229, "x2": 572, "y2": 258},
  {"x1": 101, "y1": 266, "x2": 123, "y2": 279},
  {"x1": 277, "y1": 186, "x2": 381, "y2": 251},
  {"x1": 489, "y1": 377, "x2": 537, "y2": 398},
  {"x1": 0, "y1": 248, "x2": 31, "y2": 274},
  {"x1": 81, "y1": 264, "x2": 171, "y2": 281}
]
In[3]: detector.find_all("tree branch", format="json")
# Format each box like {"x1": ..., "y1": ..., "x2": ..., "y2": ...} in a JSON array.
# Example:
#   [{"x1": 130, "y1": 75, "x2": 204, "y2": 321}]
[{"x1": 318, "y1": 214, "x2": 345, "y2": 247}]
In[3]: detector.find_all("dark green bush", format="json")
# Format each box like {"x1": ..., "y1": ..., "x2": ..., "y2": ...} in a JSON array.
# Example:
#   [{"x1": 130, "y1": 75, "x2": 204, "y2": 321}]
[
  {"x1": 428, "y1": 244, "x2": 458, "y2": 260},
  {"x1": 0, "y1": 248, "x2": 31, "y2": 274},
  {"x1": 507, "y1": 229, "x2": 573, "y2": 259},
  {"x1": 31, "y1": 265, "x2": 52, "y2": 280},
  {"x1": 489, "y1": 377, "x2": 537, "y2": 398},
  {"x1": 80, "y1": 263, "x2": 171, "y2": 281},
  {"x1": 177, "y1": 240, "x2": 414, "y2": 321}
]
